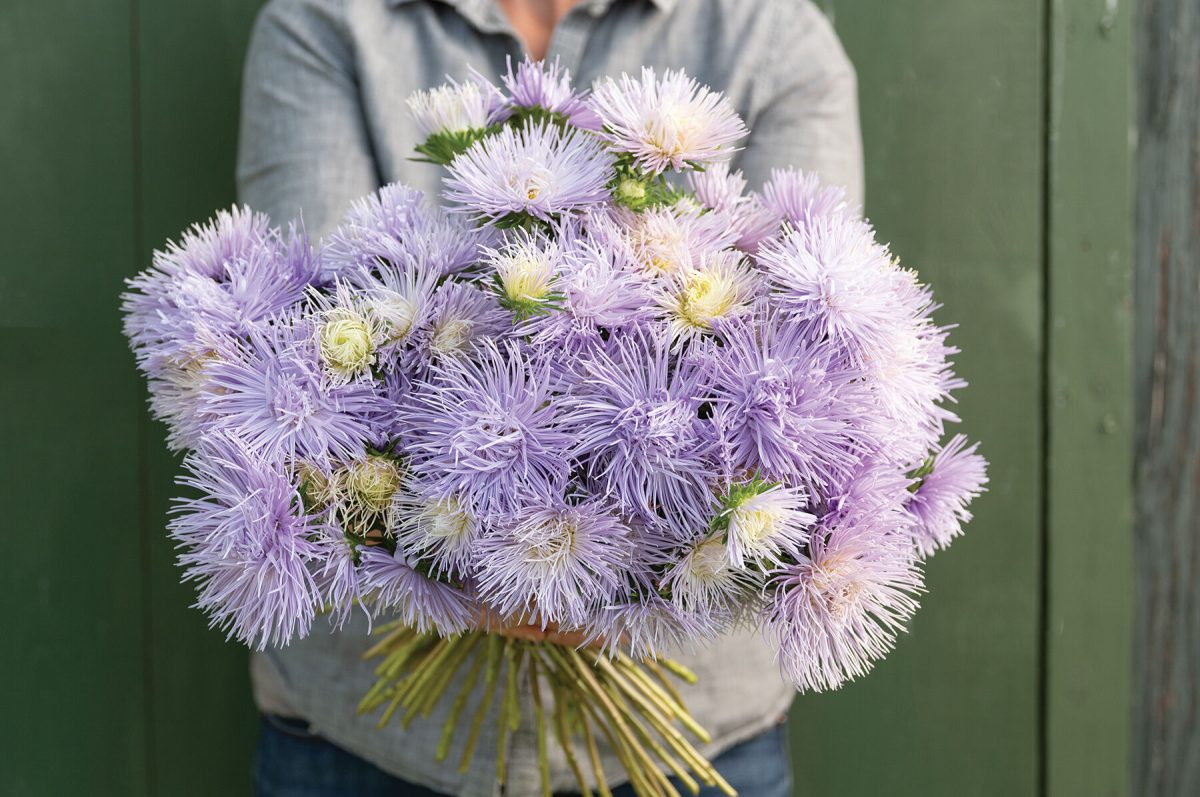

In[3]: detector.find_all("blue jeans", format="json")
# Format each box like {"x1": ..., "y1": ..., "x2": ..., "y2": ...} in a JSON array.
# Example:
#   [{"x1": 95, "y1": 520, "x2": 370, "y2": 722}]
[{"x1": 255, "y1": 714, "x2": 792, "y2": 797}]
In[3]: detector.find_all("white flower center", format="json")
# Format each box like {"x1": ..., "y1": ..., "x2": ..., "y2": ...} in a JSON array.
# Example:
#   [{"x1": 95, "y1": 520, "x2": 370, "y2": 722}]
[
  {"x1": 430, "y1": 317, "x2": 473, "y2": 355},
  {"x1": 375, "y1": 295, "x2": 419, "y2": 342},
  {"x1": 424, "y1": 498, "x2": 473, "y2": 542},
  {"x1": 686, "y1": 536, "x2": 730, "y2": 581}
]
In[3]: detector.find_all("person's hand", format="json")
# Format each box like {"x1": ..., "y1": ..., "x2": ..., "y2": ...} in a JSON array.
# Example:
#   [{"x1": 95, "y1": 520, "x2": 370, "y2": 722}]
[{"x1": 477, "y1": 607, "x2": 595, "y2": 647}]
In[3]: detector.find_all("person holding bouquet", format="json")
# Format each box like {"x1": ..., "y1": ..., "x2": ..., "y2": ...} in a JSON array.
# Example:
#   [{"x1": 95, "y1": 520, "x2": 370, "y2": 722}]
[{"x1": 235, "y1": 1, "x2": 862, "y2": 795}]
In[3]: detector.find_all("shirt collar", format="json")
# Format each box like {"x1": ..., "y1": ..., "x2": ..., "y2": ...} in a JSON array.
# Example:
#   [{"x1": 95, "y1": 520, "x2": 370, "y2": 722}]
[{"x1": 385, "y1": 0, "x2": 679, "y2": 14}]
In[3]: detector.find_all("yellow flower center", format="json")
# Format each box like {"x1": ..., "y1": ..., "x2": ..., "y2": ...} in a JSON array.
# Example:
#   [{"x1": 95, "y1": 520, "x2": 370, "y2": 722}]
[
  {"x1": 731, "y1": 505, "x2": 784, "y2": 544},
  {"x1": 500, "y1": 256, "x2": 552, "y2": 303},
  {"x1": 319, "y1": 313, "x2": 374, "y2": 376},
  {"x1": 677, "y1": 269, "x2": 740, "y2": 329},
  {"x1": 345, "y1": 456, "x2": 403, "y2": 514}
]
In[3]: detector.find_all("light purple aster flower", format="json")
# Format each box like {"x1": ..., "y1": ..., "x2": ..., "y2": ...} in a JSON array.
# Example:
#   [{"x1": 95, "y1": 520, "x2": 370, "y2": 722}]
[
  {"x1": 730, "y1": 195, "x2": 785, "y2": 253},
  {"x1": 564, "y1": 326, "x2": 718, "y2": 535},
  {"x1": 589, "y1": 67, "x2": 748, "y2": 175},
  {"x1": 390, "y1": 477, "x2": 482, "y2": 581},
  {"x1": 758, "y1": 168, "x2": 854, "y2": 231},
  {"x1": 906, "y1": 435, "x2": 988, "y2": 556},
  {"x1": 169, "y1": 433, "x2": 329, "y2": 650},
  {"x1": 686, "y1": 162, "x2": 747, "y2": 213},
  {"x1": 756, "y1": 216, "x2": 904, "y2": 363},
  {"x1": 862, "y1": 327, "x2": 964, "y2": 465},
  {"x1": 625, "y1": 204, "x2": 740, "y2": 276},
  {"x1": 686, "y1": 165, "x2": 840, "y2": 253},
  {"x1": 411, "y1": 280, "x2": 510, "y2": 372},
  {"x1": 709, "y1": 308, "x2": 875, "y2": 494},
  {"x1": 475, "y1": 496, "x2": 633, "y2": 628},
  {"x1": 501, "y1": 56, "x2": 602, "y2": 130},
  {"x1": 517, "y1": 221, "x2": 655, "y2": 351},
  {"x1": 399, "y1": 339, "x2": 572, "y2": 518},
  {"x1": 821, "y1": 456, "x2": 917, "y2": 526},
  {"x1": 443, "y1": 121, "x2": 614, "y2": 222},
  {"x1": 325, "y1": 184, "x2": 490, "y2": 280},
  {"x1": 123, "y1": 212, "x2": 315, "y2": 361},
  {"x1": 590, "y1": 588, "x2": 729, "y2": 660},
  {"x1": 140, "y1": 204, "x2": 272, "y2": 280},
  {"x1": 203, "y1": 315, "x2": 384, "y2": 467},
  {"x1": 357, "y1": 546, "x2": 476, "y2": 635},
  {"x1": 767, "y1": 516, "x2": 924, "y2": 692}
]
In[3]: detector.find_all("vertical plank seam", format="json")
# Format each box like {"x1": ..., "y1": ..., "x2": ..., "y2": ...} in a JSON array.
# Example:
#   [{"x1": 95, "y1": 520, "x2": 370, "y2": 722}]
[
  {"x1": 129, "y1": 0, "x2": 157, "y2": 792},
  {"x1": 1037, "y1": 0, "x2": 1055, "y2": 795}
]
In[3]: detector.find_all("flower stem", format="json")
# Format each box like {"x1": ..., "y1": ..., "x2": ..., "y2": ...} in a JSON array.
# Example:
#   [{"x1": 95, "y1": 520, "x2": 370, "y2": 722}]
[
  {"x1": 529, "y1": 655, "x2": 553, "y2": 797},
  {"x1": 436, "y1": 641, "x2": 487, "y2": 761},
  {"x1": 552, "y1": 677, "x2": 592, "y2": 797},
  {"x1": 579, "y1": 701, "x2": 614, "y2": 797},
  {"x1": 496, "y1": 639, "x2": 518, "y2": 786},
  {"x1": 457, "y1": 635, "x2": 503, "y2": 773}
]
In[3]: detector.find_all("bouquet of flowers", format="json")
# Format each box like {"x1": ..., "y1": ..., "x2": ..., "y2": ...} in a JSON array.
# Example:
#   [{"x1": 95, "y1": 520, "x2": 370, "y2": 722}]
[{"x1": 123, "y1": 59, "x2": 987, "y2": 797}]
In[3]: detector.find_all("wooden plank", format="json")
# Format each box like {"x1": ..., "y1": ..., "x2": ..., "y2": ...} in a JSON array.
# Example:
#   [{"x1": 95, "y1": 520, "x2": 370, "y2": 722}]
[
  {"x1": 1132, "y1": 0, "x2": 1200, "y2": 793},
  {"x1": 135, "y1": 2, "x2": 266, "y2": 794},
  {"x1": 0, "y1": 2, "x2": 150, "y2": 795},
  {"x1": 1043, "y1": 1, "x2": 1134, "y2": 795},
  {"x1": 791, "y1": 3, "x2": 1045, "y2": 795}
]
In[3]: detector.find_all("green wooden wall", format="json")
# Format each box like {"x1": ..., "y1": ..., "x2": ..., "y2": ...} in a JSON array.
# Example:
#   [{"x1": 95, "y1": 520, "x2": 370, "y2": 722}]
[{"x1": 0, "y1": 1, "x2": 1133, "y2": 795}]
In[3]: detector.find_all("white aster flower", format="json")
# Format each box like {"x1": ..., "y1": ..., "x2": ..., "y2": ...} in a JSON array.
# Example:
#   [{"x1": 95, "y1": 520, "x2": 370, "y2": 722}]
[
  {"x1": 664, "y1": 534, "x2": 757, "y2": 613},
  {"x1": 590, "y1": 67, "x2": 749, "y2": 174},
  {"x1": 720, "y1": 483, "x2": 816, "y2": 569},
  {"x1": 392, "y1": 491, "x2": 479, "y2": 579},
  {"x1": 407, "y1": 78, "x2": 505, "y2": 137}
]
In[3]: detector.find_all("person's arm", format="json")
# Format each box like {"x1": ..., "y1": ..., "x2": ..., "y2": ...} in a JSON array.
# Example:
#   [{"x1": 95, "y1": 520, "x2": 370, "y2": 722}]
[
  {"x1": 737, "y1": 1, "x2": 864, "y2": 208},
  {"x1": 237, "y1": 0, "x2": 379, "y2": 237}
]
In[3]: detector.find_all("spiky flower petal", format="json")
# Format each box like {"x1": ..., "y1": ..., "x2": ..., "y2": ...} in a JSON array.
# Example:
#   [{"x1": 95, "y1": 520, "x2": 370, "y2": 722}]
[{"x1": 589, "y1": 67, "x2": 748, "y2": 174}]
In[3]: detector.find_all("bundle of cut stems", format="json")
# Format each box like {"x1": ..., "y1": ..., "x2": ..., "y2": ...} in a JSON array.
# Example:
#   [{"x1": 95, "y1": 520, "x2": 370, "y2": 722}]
[{"x1": 358, "y1": 621, "x2": 737, "y2": 797}]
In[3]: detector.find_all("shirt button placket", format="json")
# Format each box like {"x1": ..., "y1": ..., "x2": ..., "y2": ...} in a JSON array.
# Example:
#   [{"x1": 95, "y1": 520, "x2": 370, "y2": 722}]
[{"x1": 544, "y1": 9, "x2": 595, "y2": 74}]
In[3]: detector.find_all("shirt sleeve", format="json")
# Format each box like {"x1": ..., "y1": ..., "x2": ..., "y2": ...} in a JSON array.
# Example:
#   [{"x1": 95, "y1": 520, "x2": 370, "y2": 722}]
[
  {"x1": 236, "y1": 0, "x2": 379, "y2": 238},
  {"x1": 737, "y1": 0, "x2": 864, "y2": 208}
]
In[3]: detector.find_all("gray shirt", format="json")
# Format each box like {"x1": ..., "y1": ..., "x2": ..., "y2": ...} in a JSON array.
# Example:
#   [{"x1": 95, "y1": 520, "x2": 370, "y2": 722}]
[{"x1": 237, "y1": 1, "x2": 862, "y2": 794}]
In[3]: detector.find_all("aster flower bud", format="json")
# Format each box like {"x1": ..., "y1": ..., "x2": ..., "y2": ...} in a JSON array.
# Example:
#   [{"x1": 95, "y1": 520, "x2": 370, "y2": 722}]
[
  {"x1": 319, "y1": 311, "x2": 375, "y2": 378},
  {"x1": 296, "y1": 462, "x2": 341, "y2": 510},
  {"x1": 345, "y1": 455, "x2": 404, "y2": 516},
  {"x1": 485, "y1": 228, "x2": 564, "y2": 319}
]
